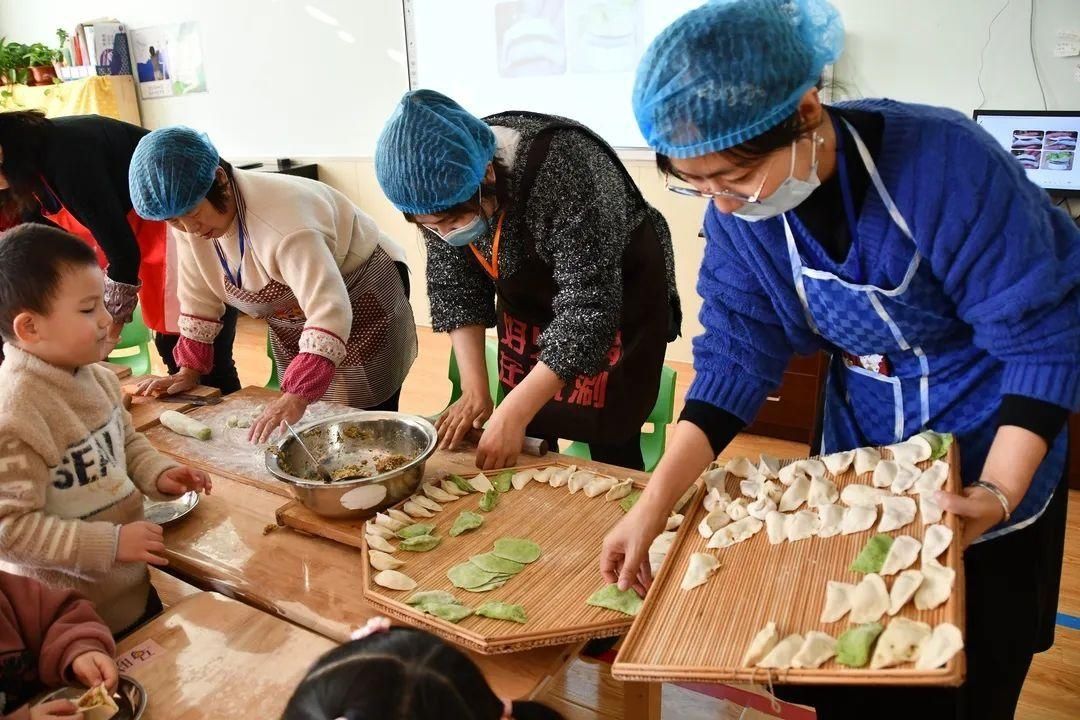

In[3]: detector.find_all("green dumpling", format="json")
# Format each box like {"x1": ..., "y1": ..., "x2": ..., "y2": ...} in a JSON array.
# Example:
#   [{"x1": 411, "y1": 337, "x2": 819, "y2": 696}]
[
  {"x1": 406, "y1": 590, "x2": 458, "y2": 607},
  {"x1": 918, "y1": 431, "x2": 954, "y2": 460},
  {"x1": 469, "y1": 552, "x2": 525, "y2": 575},
  {"x1": 425, "y1": 602, "x2": 473, "y2": 623},
  {"x1": 479, "y1": 489, "x2": 500, "y2": 512},
  {"x1": 835, "y1": 622, "x2": 885, "y2": 668},
  {"x1": 447, "y1": 474, "x2": 476, "y2": 493},
  {"x1": 619, "y1": 489, "x2": 643, "y2": 513},
  {"x1": 492, "y1": 471, "x2": 513, "y2": 493},
  {"x1": 475, "y1": 601, "x2": 528, "y2": 624},
  {"x1": 850, "y1": 534, "x2": 894, "y2": 574},
  {"x1": 396, "y1": 523, "x2": 435, "y2": 539},
  {"x1": 586, "y1": 584, "x2": 643, "y2": 616},
  {"x1": 492, "y1": 538, "x2": 541, "y2": 564},
  {"x1": 449, "y1": 511, "x2": 484, "y2": 537},
  {"x1": 400, "y1": 534, "x2": 441, "y2": 552}
]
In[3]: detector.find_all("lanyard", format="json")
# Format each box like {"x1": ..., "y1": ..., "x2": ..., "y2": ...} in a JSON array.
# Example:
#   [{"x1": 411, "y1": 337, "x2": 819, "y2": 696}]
[
  {"x1": 468, "y1": 211, "x2": 507, "y2": 279},
  {"x1": 213, "y1": 211, "x2": 246, "y2": 289}
]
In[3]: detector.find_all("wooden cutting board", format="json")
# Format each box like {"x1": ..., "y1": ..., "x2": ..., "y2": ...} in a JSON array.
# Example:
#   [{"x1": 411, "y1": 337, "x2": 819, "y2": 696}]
[
  {"x1": 122, "y1": 380, "x2": 222, "y2": 431},
  {"x1": 612, "y1": 444, "x2": 965, "y2": 687},
  {"x1": 361, "y1": 464, "x2": 694, "y2": 655},
  {"x1": 143, "y1": 386, "x2": 353, "y2": 497}
]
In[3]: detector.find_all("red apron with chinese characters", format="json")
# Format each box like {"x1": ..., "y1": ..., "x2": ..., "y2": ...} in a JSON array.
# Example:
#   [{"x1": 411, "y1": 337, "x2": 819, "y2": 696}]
[
  {"x1": 223, "y1": 246, "x2": 416, "y2": 409},
  {"x1": 479, "y1": 120, "x2": 668, "y2": 444},
  {"x1": 39, "y1": 200, "x2": 170, "y2": 333}
]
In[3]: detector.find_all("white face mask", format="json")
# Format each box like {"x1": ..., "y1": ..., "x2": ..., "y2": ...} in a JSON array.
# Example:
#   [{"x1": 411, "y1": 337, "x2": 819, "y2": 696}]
[{"x1": 733, "y1": 134, "x2": 821, "y2": 222}]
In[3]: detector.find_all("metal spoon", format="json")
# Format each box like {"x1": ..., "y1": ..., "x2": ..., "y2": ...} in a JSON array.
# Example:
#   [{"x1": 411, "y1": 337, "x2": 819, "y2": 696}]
[{"x1": 283, "y1": 420, "x2": 334, "y2": 483}]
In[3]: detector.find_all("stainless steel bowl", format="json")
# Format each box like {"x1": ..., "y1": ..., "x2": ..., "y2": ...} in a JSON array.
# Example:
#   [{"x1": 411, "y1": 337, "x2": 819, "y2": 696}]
[
  {"x1": 40, "y1": 676, "x2": 146, "y2": 719},
  {"x1": 265, "y1": 411, "x2": 438, "y2": 519}
]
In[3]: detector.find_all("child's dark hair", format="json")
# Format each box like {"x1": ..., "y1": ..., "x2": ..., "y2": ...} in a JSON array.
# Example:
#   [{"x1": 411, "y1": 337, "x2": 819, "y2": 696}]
[
  {"x1": 0, "y1": 223, "x2": 99, "y2": 342},
  {"x1": 282, "y1": 627, "x2": 564, "y2": 720},
  {"x1": 0, "y1": 110, "x2": 53, "y2": 225}
]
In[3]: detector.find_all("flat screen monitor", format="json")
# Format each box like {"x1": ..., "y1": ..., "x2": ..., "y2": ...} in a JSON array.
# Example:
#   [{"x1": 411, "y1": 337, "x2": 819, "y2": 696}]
[{"x1": 973, "y1": 109, "x2": 1080, "y2": 195}]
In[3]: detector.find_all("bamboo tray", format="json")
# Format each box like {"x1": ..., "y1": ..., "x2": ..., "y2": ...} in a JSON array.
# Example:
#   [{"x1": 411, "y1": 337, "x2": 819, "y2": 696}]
[
  {"x1": 613, "y1": 444, "x2": 965, "y2": 687},
  {"x1": 362, "y1": 464, "x2": 692, "y2": 655}
]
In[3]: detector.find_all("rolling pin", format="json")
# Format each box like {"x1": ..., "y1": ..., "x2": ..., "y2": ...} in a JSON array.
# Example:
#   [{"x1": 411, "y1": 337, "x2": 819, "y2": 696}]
[{"x1": 464, "y1": 428, "x2": 549, "y2": 457}]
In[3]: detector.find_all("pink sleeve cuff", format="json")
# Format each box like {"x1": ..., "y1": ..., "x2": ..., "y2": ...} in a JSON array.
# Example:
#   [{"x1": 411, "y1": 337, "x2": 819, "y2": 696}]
[
  {"x1": 282, "y1": 352, "x2": 337, "y2": 403},
  {"x1": 174, "y1": 336, "x2": 214, "y2": 375}
]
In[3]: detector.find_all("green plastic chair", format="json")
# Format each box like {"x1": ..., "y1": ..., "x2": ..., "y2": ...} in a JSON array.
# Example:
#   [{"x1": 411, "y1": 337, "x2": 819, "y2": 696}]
[
  {"x1": 107, "y1": 304, "x2": 153, "y2": 377},
  {"x1": 265, "y1": 331, "x2": 280, "y2": 390},
  {"x1": 444, "y1": 336, "x2": 503, "y2": 413},
  {"x1": 562, "y1": 365, "x2": 678, "y2": 472}
]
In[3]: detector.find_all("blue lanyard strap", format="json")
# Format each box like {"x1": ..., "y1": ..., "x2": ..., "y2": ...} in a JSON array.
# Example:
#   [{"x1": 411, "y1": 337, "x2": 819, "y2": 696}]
[{"x1": 211, "y1": 216, "x2": 246, "y2": 289}]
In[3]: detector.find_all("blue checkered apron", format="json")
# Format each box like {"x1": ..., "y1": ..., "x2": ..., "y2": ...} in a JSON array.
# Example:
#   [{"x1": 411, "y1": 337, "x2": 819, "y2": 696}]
[{"x1": 787, "y1": 120, "x2": 1065, "y2": 540}]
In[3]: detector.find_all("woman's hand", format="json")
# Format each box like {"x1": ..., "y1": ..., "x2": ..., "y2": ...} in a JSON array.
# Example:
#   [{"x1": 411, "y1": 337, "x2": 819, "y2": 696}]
[
  {"x1": 249, "y1": 393, "x2": 309, "y2": 444},
  {"x1": 475, "y1": 406, "x2": 526, "y2": 470},
  {"x1": 436, "y1": 390, "x2": 493, "y2": 451},
  {"x1": 935, "y1": 486, "x2": 1008, "y2": 548},
  {"x1": 134, "y1": 367, "x2": 200, "y2": 397},
  {"x1": 600, "y1": 498, "x2": 668, "y2": 598}
]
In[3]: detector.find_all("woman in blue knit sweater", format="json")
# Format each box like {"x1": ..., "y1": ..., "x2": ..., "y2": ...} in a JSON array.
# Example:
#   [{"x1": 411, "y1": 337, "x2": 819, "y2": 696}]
[{"x1": 601, "y1": 1, "x2": 1080, "y2": 718}]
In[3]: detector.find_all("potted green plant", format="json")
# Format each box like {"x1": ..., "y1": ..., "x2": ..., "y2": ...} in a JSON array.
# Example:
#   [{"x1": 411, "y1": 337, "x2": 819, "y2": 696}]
[
  {"x1": 23, "y1": 42, "x2": 61, "y2": 85},
  {"x1": 0, "y1": 38, "x2": 29, "y2": 86}
]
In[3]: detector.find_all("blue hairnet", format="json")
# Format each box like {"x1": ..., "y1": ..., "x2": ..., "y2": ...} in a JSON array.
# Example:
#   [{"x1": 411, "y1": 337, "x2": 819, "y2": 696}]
[
  {"x1": 633, "y1": 0, "x2": 844, "y2": 158},
  {"x1": 129, "y1": 126, "x2": 220, "y2": 220},
  {"x1": 374, "y1": 89, "x2": 496, "y2": 215}
]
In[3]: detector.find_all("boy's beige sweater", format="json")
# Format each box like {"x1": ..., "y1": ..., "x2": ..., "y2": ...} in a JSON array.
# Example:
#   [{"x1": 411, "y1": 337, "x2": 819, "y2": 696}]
[{"x1": 0, "y1": 344, "x2": 177, "y2": 633}]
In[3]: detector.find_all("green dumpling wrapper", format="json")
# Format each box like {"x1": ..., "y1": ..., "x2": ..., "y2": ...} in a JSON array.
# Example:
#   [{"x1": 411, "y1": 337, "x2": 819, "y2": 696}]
[
  {"x1": 492, "y1": 537, "x2": 541, "y2": 564},
  {"x1": 475, "y1": 601, "x2": 528, "y2": 624},
  {"x1": 406, "y1": 590, "x2": 458, "y2": 607},
  {"x1": 586, "y1": 584, "x2": 643, "y2": 616},
  {"x1": 448, "y1": 562, "x2": 501, "y2": 589},
  {"x1": 469, "y1": 552, "x2": 525, "y2": 575},
  {"x1": 835, "y1": 622, "x2": 884, "y2": 668},
  {"x1": 850, "y1": 534, "x2": 894, "y2": 574}
]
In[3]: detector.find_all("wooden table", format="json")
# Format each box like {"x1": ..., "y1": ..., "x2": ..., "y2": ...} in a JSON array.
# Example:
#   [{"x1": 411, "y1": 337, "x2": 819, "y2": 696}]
[
  {"x1": 100, "y1": 361, "x2": 132, "y2": 379},
  {"x1": 116, "y1": 592, "x2": 335, "y2": 719}
]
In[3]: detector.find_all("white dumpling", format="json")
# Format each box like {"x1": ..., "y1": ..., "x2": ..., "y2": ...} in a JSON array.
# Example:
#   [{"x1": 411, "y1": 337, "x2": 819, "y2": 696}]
[
  {"x1": 919, "y1": 492, "x2": 944, "y2": 524},
  {"x1": 821, "y1": 580, "x2": 855, "y2": 623},
  {"x1": 387, "y1": 508, "x2": 413, "y2": 525},
  {"x1": 915, "y1": 560, "x2": 956, "y2": 611},
  {"x1": 757, "y1": 633, "x2": 804, "y2": 669},
  {"x1": 742, "y1": 621, "x2": 779, "y2": 666},
  {"x1": 915, "y1": 623, "x2": 964, "y2": 670},
  {"x1": 665, "y1": 513, "x2": 684, "y2": 531},
  {"x1": 792, "y1": 631, "x2": 837, "y2": 669},
  {"x1": 650, "y1": 530, "x2": 677, "y2": 555},
  {"x1": 758, "y1": 454, "x2": 781, "y2": 479},
  {"x1": 854, "y1": 446, "x2": 882, "y2": 475},
  {"x1": 816, "y1": 503, "x2": 844, "y2": 538},
  {"x1": 373, "y1": 569, "x2": 416, "y2": 591},
  {"x1": 724, "y1": 456, "x2": 756, "y2": 478},
  {"x1": 368, "y1": 549, "x2": 405, "y2": 571},
  {"x1": 567, "y1": 470, "x2": 597, "y2": 494},
  {"x1": 703, "y1": 488, "x2": 731, "y2": 513},
  {"x1": 366, "y1": 534, "x2": 396, "y2": 554},
  {"x1": 886, "y1": 435, "x2": 932, "y2": 464},
  {"x1": 468, "y1": 473, "x2": 495, "y2": 493},
  {"x1": 532, "y1": 466, "x2": 555, "y2": 484},
  {"x1": 870, "y1": 617, "x2": 932, "y2": 669},
  {"x1": 421, "y1": 482, "x2": 457, "y2": 503},
  {"x1": 800, "y1": 459, "x2": 827, "y2": 480},
  {"x1": 411, "y1": 495, "x2": 443, "y2": 513},
  {"x1": 740, "y1": 477, "x2": 764, "y2": 499},
  {"x1": 850, "y1": 573, "x2": 890, "y2": 624},
  {"x1": 512, "y1": 469, "x2": 537, "y2": 491},
  {"x1": 778, "y1": 462, "x2": 809, "y2": 487},
  {"x1": 878, "y1": 495, "x2": 917, "y2": 532},
  {"x1": 707, "y1": 516, "x2": 762, "y2": 549},
  {"x1": 889, "y1": 462, "x2": 923, "y2": 495},
  {"x1": 726, "y1": 498, "x2": 750, "y2": 522},
  {"x1": 880, "y1": 535, "x2": 922, "y2": 576},
  {"x1": 872, "y1": 460, "x2": 908, "y2": 489},
  {"x1": 747, "y1": 496, "x2": 778, "y2": 520},
  {"x1": 440, "y1": 479, "x2": 471, "y2": 497},
  {"x1": 606, "y1": 479, "x2": 634, "y2": 501},
  {"x1": 366, "y1": 522, "x2": 396, "y2": 540},
  {"x1": 374, "y1": 512, "x2": 406, "y2": 532},
  {"x1": 921, "y1": 524, "x2": 954, "y2": 564},
  {"x1": 840, "y1": 484, "x2": 886, "y2": 508},
  {"x1": 807, "y1": 477, "x2": 839, "y2": 508},
  {"x1": 758, "y1": 479, "x2": 783, "y2": 505},
  {"x1": 840, "y1": 505, "x2": 878, "y2": 535},
  {"x1": 779, "y1": 476, "x2": 811, "y2": 512},
  {"x1": 888, "y1": 569, "x2": 924, "y2": 616},
  {"x1": 548, "y1": 465, "x2": 575, "y2": 488},
  {"x1": 681, "y1": 552, "x2": 721, "y2": 591},
  {"x1": 765, "y1": 510, "x2": 787, "y2": 544},
  {"x1": 698, "y1": 510, "x2": 731, "y2": 539},
  {"x1": 583, "y1": 475, "x2": 617, "y2": 498},
  {"x1": 701, "y1": 468, "x2": 728, "y2": 492},
  {"x1": 402, "y1": 500, "x2": 434, "y2": 518},
  {"x1": 822, "y1": 450, "x2": 855, "y2": 476},
  {"x1": 785, "y1": 509, "x2": 821, "y2": 542},
  {"x1": 913, "y1": 460, "x2": 949, "y2": 495}
]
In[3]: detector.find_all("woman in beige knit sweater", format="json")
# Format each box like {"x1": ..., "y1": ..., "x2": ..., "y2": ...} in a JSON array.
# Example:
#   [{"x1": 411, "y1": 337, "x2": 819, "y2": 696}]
[{"x1": 128, "y1": 127, "x2": 417, "y2": 442}]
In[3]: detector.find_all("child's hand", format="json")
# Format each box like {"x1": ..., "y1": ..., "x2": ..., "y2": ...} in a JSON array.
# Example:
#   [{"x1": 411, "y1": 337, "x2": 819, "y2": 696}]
[
  {"x1": 117, "y1": 521, "x2": 167, "y2": 566},
  {"x1": 156, "y1": 466, "x2": 212, "y2": 496},
  {"x1": 71, "y1": 651, "x2": 119, "y2": 693},
  {"x1": 30, "y1": 699, "x2": 80, "y2": 719}
]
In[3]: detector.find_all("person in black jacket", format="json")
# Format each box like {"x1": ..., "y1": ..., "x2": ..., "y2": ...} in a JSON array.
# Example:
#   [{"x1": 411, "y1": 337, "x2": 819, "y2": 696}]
[{"x1": 0, "y1": 110, "x2": 239, "y2": 391}]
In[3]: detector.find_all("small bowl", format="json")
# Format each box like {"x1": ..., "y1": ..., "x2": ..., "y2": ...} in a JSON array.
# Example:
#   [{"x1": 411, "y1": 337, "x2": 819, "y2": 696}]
[
  {"x1": 143, "y1": 491, "x2": 199, "y2": 526},
  {"x1": 265, "y1": 411, "x2": 438, "y2": 519},
  {"x1": 39, "y1": 676, "x2": 146, "y2": 719}
]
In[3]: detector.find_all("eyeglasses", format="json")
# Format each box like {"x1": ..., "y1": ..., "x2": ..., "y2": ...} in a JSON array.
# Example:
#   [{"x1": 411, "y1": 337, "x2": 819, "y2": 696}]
[{"x1": 664, "y1": 154, "x2": 777, "y2": 203}]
